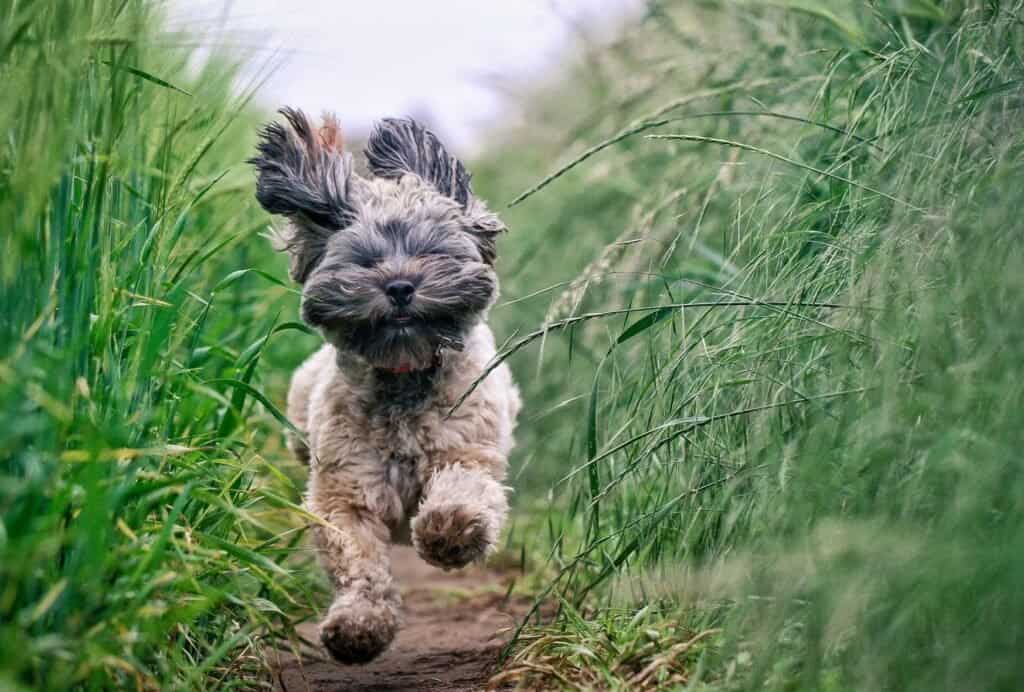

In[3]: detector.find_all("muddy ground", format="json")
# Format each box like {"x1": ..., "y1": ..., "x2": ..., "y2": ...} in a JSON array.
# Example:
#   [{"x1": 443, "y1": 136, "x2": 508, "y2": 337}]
[{"x1": 270, "y1": 546, "x2": 532, "y2": 691}]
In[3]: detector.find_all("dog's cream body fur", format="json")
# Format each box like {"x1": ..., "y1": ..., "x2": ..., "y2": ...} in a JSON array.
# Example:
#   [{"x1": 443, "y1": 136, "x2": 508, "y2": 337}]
[{"x1": 288, "y1": 323, "x2": 519, "y2": 661}]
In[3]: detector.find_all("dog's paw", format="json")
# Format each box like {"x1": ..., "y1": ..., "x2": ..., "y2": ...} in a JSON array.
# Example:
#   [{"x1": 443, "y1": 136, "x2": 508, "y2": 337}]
[
  {"x1": 318, "y1": 592, "x2": 398, "y2": 664},
  {"x1": 412, "y1": 504, "x2": 495, "y2": 570}
]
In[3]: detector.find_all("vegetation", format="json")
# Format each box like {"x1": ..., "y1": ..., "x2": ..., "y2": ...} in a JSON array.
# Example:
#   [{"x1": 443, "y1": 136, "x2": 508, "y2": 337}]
[
  {"x1": 476, "y1": 1, "x2": 1024, "y2": 689},
  {"x1": 0, "y1": 2, "x2": 322, "y2": 688},
  {"x1": 3, "y1": 0, "x2": 1022, "y2": 690}
]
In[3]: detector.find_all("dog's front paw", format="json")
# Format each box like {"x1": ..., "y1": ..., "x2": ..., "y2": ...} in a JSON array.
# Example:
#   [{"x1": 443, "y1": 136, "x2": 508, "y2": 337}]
[
  {"x1": 318, "y1": 591, "x2": 399, "y2": 664},
  {"x1": 412, "y1": 504, "x2": 495, "y2": 570}
]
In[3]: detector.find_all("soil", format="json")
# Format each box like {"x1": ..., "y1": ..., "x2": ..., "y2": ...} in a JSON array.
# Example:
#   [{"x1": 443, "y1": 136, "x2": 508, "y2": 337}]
[{"x1": 270, "y1": 546, "x2": 531, "y2": 692}]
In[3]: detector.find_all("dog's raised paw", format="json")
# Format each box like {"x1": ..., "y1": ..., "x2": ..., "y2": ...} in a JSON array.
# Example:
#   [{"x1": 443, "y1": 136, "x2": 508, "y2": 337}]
[
  {"x1": 318, "y1": 594, "x2": 398, "y2": 664},
  {"x1": 412, "y1": 504, "x2": 493, "y2": 570}
]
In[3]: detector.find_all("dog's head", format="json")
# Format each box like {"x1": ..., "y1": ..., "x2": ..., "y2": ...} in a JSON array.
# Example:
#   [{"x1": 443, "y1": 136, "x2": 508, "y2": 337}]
[{"x1": 250, "y1": 109, "x2": 505, "y2": 371}]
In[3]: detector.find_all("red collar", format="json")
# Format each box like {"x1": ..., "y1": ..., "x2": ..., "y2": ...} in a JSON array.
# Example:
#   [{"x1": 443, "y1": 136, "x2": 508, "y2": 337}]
[{"x1": 381, "y1": 351, "x2": 443, "y2": 375}]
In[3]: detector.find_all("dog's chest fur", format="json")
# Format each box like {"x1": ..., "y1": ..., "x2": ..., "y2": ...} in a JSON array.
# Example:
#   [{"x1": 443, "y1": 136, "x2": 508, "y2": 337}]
[
  {"x1": 364, "y1": 370, "x2": 440, "y2": 531},
  {"x1": 294, "y1": 327, "x2": 518, "y2": 544}
]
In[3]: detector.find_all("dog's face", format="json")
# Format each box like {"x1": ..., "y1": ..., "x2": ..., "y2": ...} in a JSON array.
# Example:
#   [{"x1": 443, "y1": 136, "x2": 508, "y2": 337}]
[
  {"x1": 250, "y1": 110, "x2": 505, "y2": 370},
  {"x1": 301, "y1": 177, "x2": 499, "y2": 369}
]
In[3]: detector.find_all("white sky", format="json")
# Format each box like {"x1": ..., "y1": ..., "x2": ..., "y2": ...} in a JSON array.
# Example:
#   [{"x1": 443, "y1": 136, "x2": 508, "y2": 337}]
[{"x1": 167, "y1": 1, "x2": 642, "y2": 152}]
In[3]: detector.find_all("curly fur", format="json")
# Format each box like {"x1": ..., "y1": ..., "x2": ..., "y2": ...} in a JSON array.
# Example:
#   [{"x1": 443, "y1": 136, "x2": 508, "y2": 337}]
[{"x1": 251, "y1": 110, "x2": 519, "y2": 664}]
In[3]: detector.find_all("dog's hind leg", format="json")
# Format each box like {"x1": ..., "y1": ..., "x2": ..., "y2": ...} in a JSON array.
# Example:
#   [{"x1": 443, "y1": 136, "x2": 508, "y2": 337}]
[
  {"x1": 309, "y1": 476, "x2": 401, "y2": 663},
  {"x1": 412, "y1": 448, "x2": 509, "y2": 570}
]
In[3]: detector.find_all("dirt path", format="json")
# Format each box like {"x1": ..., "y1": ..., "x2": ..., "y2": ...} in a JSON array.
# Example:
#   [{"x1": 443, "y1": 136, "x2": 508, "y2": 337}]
[{"x1": 271, "y1": 546, "x2": 530, "y2": 691}]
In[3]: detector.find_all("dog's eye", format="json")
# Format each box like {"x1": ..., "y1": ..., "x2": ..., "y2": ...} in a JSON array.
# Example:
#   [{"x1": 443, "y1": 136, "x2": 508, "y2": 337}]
[
  {"x1": 346, "y1": 252, "x2": 379, "y2": 269},
  {"x1": 421, "y1": 249, "x2": 476, "y2": 263}
]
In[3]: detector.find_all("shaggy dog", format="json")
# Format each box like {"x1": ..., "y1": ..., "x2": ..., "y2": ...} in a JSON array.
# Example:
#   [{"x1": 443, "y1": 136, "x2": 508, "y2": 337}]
[{"x1": 250, "y1": 109, "x2": 519, "y2": 664}]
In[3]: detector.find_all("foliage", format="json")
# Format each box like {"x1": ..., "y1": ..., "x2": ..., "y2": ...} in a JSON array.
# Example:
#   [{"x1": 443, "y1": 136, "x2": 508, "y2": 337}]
[
  {"x1": 475, "y1": 1, "x2": 1024, "y2": 689},
  {"x1": 0, "y1": 2, "x2": 322, "y2": 688}
]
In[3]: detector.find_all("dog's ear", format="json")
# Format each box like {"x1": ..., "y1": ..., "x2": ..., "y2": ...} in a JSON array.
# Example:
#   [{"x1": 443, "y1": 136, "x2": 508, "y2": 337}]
[
  {"x1": 365, "y1": 118, "x2": 506, "y2": 263},
  {"x1": 364, "y1": 118, "x2": 471, "y2": 205},
  {"x1": 250, "y1": 108, "x2": 359, "y2": 283},
  {"x1": 462, "y1": 198, "x2": 505, "y2": 264}
]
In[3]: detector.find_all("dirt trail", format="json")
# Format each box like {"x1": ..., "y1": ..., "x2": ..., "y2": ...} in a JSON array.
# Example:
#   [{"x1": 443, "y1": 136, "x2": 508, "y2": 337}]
[{"x1": 271, "y1": 546, "x2": 530, "y2": 691}]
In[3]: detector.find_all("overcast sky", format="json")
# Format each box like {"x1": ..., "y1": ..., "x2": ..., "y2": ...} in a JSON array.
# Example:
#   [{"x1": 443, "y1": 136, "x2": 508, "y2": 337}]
[{"x1": 167, "y1": 1, "x2": 642, "y2": 151}]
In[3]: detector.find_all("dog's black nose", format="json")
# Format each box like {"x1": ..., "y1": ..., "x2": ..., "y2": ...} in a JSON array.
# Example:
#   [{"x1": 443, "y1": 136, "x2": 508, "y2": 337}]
[{"x1": 385, "y1": 280, "x2": 416, "y2": 307}]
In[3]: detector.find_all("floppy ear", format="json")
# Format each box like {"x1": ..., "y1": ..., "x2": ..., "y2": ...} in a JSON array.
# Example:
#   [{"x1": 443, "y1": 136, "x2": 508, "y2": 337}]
[
  {"x1": 364, "y1": 118, "x2": 472, "y2": 205},
  {"x1": 364, "y1": 118, "x2": 506, "y2": 263},
  {"x1": 463, "y1": 198, "x2": 505, "y2": 264},
  {"x1": 249, "y1": 108, "x2": 358, "y2": 283}
]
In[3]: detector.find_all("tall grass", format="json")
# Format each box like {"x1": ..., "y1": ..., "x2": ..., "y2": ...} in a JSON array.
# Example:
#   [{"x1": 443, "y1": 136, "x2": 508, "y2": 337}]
[
  {"x1": 472, "y1": 1, "x2": 1024, "y2": 688},
  {"x1": 4, "y1": 0, "x2": 1022, "y2": 689},
  {"x1": 0, "y1": 2, "x2": 320, "y2": 688}
]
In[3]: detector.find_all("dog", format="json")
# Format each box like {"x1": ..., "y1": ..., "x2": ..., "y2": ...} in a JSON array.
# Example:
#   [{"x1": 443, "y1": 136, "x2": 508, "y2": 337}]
[{"x1": 250, "y1": 109, "x2": 520, "y2": 664}]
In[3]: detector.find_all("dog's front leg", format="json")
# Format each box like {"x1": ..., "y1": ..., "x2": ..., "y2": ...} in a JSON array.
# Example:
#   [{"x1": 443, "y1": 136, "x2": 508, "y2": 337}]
[
  {"x1": 309, "y1": 470, "x2": 400, "y2": 663},
  {"x1": 412, "y1": 446, "x2": 509, "y2": 570}
]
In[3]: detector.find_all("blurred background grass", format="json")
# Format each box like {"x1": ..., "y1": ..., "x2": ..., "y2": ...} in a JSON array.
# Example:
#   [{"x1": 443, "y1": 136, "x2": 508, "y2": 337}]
[
  {"x1": 481, "y1": 1, "x2": 1024, "y2": 689},
  {"x1": 2, "y1": 0, "x2": 1023, "y2": 689}
]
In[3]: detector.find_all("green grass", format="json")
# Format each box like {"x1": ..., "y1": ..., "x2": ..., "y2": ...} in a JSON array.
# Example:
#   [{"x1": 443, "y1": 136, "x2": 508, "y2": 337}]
[
  {"x1": 472, "y1": 1, "x2": 1024, "y2": 689},
  {"x1": 0, "y1": 2, "x2": 323, "y2": 688},
  {"x1": 3, "y1": 0, "x2": 1023, "y2": 690}
]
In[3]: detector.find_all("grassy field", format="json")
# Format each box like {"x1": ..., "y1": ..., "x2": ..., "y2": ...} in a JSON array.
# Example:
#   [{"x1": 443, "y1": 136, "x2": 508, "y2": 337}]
[
  {"x1": 477, "y1": 1, "x2": 1024, "y2": 689},
  {"x1": 0, "y1": 2, "x2": 323, "y2": 688},
  {"x1": 2, "y1": 0, "x2": 1023, "y2": 690}
]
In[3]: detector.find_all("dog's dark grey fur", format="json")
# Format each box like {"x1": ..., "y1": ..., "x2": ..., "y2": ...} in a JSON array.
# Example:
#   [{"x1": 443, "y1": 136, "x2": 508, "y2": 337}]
[
  {"x1": 365, "y1": 117, "x2": 473, "y2": 207},
  {"x1": 250, "y1": 109, "x2": 506, "y2": 373}
]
